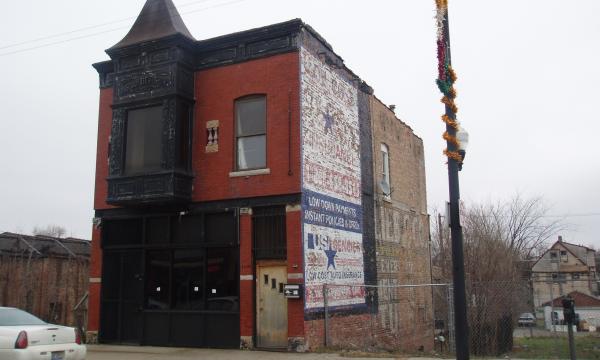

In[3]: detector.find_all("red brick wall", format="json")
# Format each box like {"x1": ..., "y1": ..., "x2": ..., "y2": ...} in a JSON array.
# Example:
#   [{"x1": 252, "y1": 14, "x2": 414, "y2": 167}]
[
  {"x1": 305, "y1": 314, "x2": 372, "y2": 350},
  {"x1": 239, "y1": 211, "x2": 253, "y2": 337},
  {"x1": 87, "y1": 225, "x2": 102, "y2": 332},
  {"x1": 93, "y1": 88, "x2": 114, "y2": 211},
  {"x1": 88, "y1": 86, "x2": 112, "y2": 333},
  {"x1": 285, "y1": 208, "x2": 304, "y2": 338},
  {"x1": 93, "y1": 53, "x2": 301, "y2": 207},
  {"x1": 193, "y1": 52, "x2": 301, "y2": 201}
]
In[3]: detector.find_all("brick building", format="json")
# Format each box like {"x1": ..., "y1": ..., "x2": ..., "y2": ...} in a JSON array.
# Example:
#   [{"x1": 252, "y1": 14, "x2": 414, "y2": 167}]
[
  {"x1": 88, "y1": 0, "x2": 431, "y2": 351},
  {"x1": 0, "y1": 232, "x2": 90, "y2": 327}
]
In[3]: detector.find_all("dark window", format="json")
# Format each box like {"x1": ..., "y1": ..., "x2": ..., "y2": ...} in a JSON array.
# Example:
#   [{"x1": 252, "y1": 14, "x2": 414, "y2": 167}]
[
  {"x1": 205, "y1": 212, "x2": 236, "y2": 244},
  {"x1": 550, "y1": 251, "x2": 558, "y2": 259},
  {"x1": 573, "y1": 273, "x2": 581, "y2": 280},
  {"x1": 172, "y1": 249, "x2": 204, "y2": 310},
  {"x1": 103, "y1": 212, "x2": 238, "y2": 315},
  {"x1": 125, "y1": 106, "x2": 163, "y2": 175},
  {"x1": 103, "y1": 219, "x2": 143, "y2": 247},
  {"x1": 146, "y1": 251, "x2": 171, "y2": 310},
  {"x1": 172, "y1": 214, "x2": 202, "y2": 244},
  {"x1": 206, "y1": 248, "x2": 239, "y2": 312},
  {"x1": 235, "y1": 96, "x2": 266, "y2": 170},
  {"x1": 552, "y1": 273, "x2": 566, "y2": 281},
  {"x1": 101, "y1": 252, "x2": 121, "y2": 300},
  {"x1": 146, "y1": 217, "x2": 170, "y2": 244},
  {"x1": 253, "y1": 206, "x2": 286, "y2": 260}
]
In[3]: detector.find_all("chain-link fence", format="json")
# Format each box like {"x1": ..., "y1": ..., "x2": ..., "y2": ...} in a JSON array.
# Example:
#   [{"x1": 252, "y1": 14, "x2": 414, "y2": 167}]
[{"x1": 321, "y1": 280, "x2": 600, "y2": 358}]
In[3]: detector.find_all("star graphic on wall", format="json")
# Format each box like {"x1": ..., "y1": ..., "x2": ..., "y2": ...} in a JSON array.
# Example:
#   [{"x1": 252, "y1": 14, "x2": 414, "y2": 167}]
[
  {"x1": 324, "y1": 248, "x2": 337, "y2": 270},
  {"x1": 323, "y1": 110, "x2": 334, "y2": 134}
]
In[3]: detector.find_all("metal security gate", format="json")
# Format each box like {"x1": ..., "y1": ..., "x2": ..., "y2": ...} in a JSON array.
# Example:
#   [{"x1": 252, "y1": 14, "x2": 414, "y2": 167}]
[{"x1": 99, "y1": 211, "x2": 240, "y2": 348}]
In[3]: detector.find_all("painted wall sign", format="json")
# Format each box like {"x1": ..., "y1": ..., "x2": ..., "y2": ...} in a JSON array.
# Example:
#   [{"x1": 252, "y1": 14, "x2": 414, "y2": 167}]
[{"x1": 300, "y1": 47, "x2": 365, "y2": 311}]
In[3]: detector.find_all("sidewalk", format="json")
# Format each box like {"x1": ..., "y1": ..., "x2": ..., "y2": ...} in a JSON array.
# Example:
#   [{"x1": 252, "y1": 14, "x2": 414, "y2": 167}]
[{"x1": 86, "y1": 345, "x2": 438, "y2": 360}]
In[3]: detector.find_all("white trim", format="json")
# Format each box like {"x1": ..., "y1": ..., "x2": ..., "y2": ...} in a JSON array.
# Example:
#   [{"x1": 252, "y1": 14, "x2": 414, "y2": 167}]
[
  {"x1": 288, "y1": 273, "x2": 304, "y2": 280},
  {"x1": 240, "y1": 274, "x2": 254, "y2": 281},
  {"x1": 89, "y1": 277, "x2": 101, "y2": 284},
  {"x1": 286, "y1": 204, "x2": 302, "y2": 213},
  {"x1": 240, "y1": 208, "x2": 253, "y2": 215},
  {"x1": 229, "y1": 168, "x2": 271, "y2": 178},
  {"x1": 206, "y1": 119, "x2": 219, "y2": 129}
]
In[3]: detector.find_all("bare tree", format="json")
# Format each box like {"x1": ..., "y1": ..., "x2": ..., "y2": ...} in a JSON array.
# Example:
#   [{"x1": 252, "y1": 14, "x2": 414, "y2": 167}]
[
  {"x1": 431, "y1": 195, "x2": 561, "y2": 355},
  {"x1": 502, "y1": 194, "x2": 565, "y2": 259},
  {"x1": 33, "y1": 224, "x2": 67, "y2": 238},
  {"x1": 432, "y1": 194, "x2": 565, "y2": 270}
]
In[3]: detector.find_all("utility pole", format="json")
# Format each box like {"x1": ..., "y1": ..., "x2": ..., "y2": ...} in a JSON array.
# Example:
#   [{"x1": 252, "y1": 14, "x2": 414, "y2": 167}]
[
  {"x1": 562, "y1": 296, "x2": 577, "y2": 360},
  {"x1": 435, "y1": 0, "x2": 470, "y2": 358}
]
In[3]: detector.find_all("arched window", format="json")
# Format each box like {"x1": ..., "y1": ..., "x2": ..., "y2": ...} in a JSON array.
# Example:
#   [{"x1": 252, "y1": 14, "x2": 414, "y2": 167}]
[{"x1": 235, "y1": 95, "x2": 266, "y2": 170}]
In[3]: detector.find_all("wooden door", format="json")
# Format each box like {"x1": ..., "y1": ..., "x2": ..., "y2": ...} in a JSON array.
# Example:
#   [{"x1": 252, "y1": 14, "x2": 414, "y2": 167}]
[{"x1": 256, "y1": 264, "x2": 288, "y2": 348}]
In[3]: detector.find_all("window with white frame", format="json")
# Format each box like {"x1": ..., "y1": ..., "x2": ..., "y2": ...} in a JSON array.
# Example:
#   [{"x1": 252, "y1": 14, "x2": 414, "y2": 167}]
[
  {"x1": 381, "y1": 143, "x2": 390, "y2": 188},
  {"x1": 235, "y1": 96, "x2": 266, "y2": 170}
]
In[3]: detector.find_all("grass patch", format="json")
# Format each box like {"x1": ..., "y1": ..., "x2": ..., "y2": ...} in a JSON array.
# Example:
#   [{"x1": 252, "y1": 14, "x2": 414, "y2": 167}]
[{"x1": 513, "y1": 336, "x2": 600, "y2": 359}]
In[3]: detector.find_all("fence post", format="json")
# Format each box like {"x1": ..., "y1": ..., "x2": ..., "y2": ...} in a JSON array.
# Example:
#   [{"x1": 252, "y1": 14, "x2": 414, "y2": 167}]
[{"x1": 323, "y1": 283, "x2": 329, "y2": 347}]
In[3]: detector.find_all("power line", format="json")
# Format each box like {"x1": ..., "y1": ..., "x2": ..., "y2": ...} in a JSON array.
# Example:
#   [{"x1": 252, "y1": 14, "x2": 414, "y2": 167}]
[
  {"x1": 433, "y1": 212, "x2": 600, "y2": 219},
  {"x1": 0, "y1": 0, "x2": 249, "y2": 57},
  {"x1": 0, "y1": 0, "x2": 221, "y2": 50},
  {"x1": 544, "y1": 213, "x2": 600, "y2": 218}
]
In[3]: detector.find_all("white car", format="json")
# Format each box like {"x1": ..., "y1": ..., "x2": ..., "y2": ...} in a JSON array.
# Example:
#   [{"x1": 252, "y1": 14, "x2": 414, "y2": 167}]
[
  {"x1": 0, "y1": 307, "x2": 86, "y2": 360},
  {"x1": 518, "y1": 312, "x2": 536, "y2": 327}
]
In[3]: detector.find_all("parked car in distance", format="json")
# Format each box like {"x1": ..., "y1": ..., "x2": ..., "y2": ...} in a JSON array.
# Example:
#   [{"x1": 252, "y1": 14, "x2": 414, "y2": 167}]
[
  {"x1": 518, "y1": 312, "x2": 536, "y2": 327},
  {"x1": 0, "y1": 307, "x2": 86, "y2": 360}
]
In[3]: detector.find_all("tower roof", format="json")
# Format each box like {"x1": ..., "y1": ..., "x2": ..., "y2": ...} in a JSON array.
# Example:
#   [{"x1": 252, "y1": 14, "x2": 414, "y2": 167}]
[{"x1": 110, "y1": 0, "x2": 195, "y2": 50}]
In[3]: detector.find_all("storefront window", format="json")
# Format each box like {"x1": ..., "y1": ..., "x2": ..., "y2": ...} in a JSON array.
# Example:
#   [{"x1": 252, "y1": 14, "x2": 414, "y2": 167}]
[
  {"x1": 146, "y1": 251, "x2": 171, "y2": 310},
  {"x1": 206, "y1": 248, "x2": 239, "y2": 312},
  {"x1": 172, "y1": 249, "x2": 204, "y2": 310}
]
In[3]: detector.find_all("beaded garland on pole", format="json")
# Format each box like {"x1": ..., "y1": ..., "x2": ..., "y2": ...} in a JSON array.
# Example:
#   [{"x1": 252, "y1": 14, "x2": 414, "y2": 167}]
[{"x1": 436, "y1": 0, "x2": 463, "y2": 163}]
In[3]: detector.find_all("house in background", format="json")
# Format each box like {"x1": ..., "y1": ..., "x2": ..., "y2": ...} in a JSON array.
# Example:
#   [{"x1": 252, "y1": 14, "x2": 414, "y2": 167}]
[
  {"x1": 0, "y1": 232, "x2": 90, "y2": 328},
  {"x1": 542, "y1": 291, "x2": 600, "y2": 331},
  {"x1": 88, "y1": 0, "x2": 431, "y2": 351},
  {"x1": 531, "y1": 236, "x2": 598, "y2": 308}
]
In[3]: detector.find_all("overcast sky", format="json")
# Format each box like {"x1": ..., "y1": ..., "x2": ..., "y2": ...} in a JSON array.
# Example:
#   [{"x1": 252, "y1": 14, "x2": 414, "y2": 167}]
[{"x1": 0, "y1": 0, "x2": 598, "y2": 248}]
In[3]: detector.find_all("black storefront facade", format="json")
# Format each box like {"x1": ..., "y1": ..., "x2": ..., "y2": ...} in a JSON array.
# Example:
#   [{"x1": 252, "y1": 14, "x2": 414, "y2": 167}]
[{"x1": 98, "y1": 208, "x2": 240, "y2": 347}]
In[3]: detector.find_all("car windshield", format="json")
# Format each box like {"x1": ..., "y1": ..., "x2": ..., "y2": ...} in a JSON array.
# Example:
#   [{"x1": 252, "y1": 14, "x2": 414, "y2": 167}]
[{"x1": 0, "y1": 308, "x2": 47, "y2": 326}]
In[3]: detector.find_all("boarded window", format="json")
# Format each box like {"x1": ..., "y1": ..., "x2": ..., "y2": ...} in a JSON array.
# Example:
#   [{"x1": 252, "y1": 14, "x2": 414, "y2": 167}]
[
  {"x1": 235, "y1": 96, "x2": 266, "y2": 170},
  {"x1": 253, "y1": 206, "x2": 286, "y2": 260}
]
